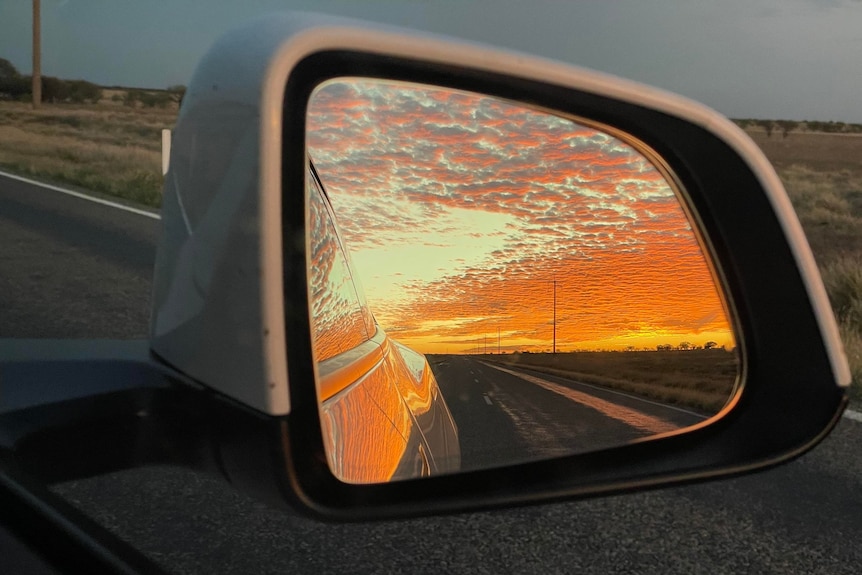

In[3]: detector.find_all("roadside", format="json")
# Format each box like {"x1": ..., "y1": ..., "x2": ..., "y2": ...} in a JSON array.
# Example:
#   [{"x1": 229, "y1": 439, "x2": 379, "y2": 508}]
[{"x1": 0, "y1": 101, "x2": 172, "y2": 208}]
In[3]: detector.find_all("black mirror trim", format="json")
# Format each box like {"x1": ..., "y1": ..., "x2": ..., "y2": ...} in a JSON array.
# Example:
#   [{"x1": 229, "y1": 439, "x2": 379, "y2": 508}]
[{"x1": 279, "y1": 49, "x2": 847, "y2": 520}]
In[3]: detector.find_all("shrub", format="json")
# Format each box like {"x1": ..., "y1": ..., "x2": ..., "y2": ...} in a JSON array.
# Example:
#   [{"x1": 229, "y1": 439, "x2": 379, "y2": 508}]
[{"x1": 821, "y1": 256, "x2": 862, "y2": 331}]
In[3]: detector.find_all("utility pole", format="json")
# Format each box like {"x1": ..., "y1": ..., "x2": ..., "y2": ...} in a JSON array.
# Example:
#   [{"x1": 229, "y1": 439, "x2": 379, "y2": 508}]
[
  {"x1": 32, "y1": 0, "x2": 41, "y2": 108},
  {"x1": 498, "y1": 327, "x2": 501, "y2": 354},
  {"x1": 553, "y1": 275, "x2": 557, "y2": 354}
]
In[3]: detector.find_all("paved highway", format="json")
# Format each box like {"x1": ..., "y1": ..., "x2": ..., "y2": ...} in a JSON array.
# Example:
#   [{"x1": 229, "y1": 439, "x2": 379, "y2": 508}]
[
  {"x1": 430, "y1": 355, "x2": 703, "y2": 470},
  {"x1": 3, "y1": 171, "x2": 862, "y2": 574}
]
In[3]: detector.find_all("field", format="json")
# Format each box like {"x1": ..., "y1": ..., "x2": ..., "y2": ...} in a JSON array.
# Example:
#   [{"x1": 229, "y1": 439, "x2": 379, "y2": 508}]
[
  {"x1": 0, "y1": 102, "x2": 859, "y2": 401},
  {"x1": 465, "y1": 350, "x2": 739, "y2": 414},
  {"x1": 0, "y1": 101, "x2": 174, "y2": 207}
]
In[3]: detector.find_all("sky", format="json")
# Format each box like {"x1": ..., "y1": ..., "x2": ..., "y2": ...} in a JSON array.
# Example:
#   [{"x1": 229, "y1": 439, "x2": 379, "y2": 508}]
[
  {"x1": 1, "y1": 0, "x2": 861, "y2": 122},
  {"x1": 307, "y1": 79, "x2": 734, "y2": 354}
]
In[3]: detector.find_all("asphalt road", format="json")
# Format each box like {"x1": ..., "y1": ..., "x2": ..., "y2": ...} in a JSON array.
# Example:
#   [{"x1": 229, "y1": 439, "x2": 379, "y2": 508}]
[
  {"x1": 3, "y1": 172, "x2": 862, "y2": 574},
  {"x1": 429, "y1": 355, "x2": 703, "y2": 471}
]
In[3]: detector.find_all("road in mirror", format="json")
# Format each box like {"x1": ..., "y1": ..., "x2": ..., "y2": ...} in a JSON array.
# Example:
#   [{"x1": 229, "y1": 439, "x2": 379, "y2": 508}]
[{"x1": 305, "y1": 78, "x2": 739, "y2": 484}]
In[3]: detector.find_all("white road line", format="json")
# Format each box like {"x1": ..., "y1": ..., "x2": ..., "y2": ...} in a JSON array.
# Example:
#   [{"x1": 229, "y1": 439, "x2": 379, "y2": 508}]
[
  {"x1": 563, "y1": 378, "x2": 708, "y2": 419},
  {"x1": 844, "y1": 409, "x2": 862, "y2": 423},
  {"x1": 494, "y1": 362, "x2": 706, "y2": 419},
  {"x1": 483, "y1": 394, "x2": 493, "y2": 406},
  {"x1": 483, "y1": 362, "x2": 678, "y2": 434},
  {"x1": 0, "y1": 169, "x2": 161, "y2": 220}
]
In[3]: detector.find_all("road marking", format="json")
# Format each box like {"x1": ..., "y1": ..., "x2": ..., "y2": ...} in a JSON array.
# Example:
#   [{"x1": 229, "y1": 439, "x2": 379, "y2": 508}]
[
  {"x1": 494, "y1": 363, "x2": 706, "y2": 419},
  {"x1": 483, "y1": 362, "x2": 678, "y2": 434},
  {"x1": 844, "y1": 409, "x2": 862, "y2": 423},
  {"x1": 560, "y1": 371, "x2": 701, "y2": 418},
  {"x1": 0, "y1": 169, "x2": 161, "y2": 220},
  {"x1": 483, "y1": 394, "x2": 493, "y2": 406}
]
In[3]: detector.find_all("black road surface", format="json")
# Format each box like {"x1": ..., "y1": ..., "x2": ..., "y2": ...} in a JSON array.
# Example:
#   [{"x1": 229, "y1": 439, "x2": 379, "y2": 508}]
[
  {"x1": 3, "y1": 172, "x2": 862, "y2": 574},
  {"x1": 430, "y1": 355, "x2": 703, "y2": 470}
]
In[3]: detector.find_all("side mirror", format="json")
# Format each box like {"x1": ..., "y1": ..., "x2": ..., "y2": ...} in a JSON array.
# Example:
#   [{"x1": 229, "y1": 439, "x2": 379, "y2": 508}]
[{"x1": 2, "y1": 12, "x2": 850, "y2": 524}]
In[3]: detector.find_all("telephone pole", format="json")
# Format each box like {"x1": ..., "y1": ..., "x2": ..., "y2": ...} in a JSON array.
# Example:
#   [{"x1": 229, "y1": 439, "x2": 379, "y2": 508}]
[
  {"x1": 32, "y1": 0, "x2": 41, "y2": 108},
  {"x1": 552, "y1": 275, "x2": 557, "y2": 354}
]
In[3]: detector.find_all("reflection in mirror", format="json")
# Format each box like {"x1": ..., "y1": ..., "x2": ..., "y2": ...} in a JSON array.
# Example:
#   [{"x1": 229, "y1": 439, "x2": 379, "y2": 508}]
[{"x1": 306, "y1": 78, "x2": 739, "y2": 484}]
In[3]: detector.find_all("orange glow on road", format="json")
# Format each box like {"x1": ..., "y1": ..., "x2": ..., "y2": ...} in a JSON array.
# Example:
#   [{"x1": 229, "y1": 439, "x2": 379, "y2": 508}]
[{"x1": 307, "y1": 79, "x2": 735, "y2": 354}]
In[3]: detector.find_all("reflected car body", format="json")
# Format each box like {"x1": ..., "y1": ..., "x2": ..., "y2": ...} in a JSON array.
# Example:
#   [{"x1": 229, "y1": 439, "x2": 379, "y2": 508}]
[{"x1": 308, "y1": 162, "x2": 460, "y2": 483}]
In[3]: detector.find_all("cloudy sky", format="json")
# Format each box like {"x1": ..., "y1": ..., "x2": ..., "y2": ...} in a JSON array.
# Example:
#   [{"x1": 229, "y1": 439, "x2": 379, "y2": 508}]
[
  {"x1": 308, "y1": 80, "x2": 733, "y2": 353},
  {"x1": 1, "y1": 0, "x2": 861, "y2": 122}
]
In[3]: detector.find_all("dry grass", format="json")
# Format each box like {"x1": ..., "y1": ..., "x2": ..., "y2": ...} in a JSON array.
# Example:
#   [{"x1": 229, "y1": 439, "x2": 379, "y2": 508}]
[
  {"x1": 746, "y1": 129, "x2": 862, "y2": 401},
  {"x1": 839, "y1": 324, "x2": 862, "y2": 392},
  {"x1": 0, "y1": 101, "x2": 175, "y2": 207},
  {"x1": 471, "y1": 350, "x2": 739, "y2": 414}
]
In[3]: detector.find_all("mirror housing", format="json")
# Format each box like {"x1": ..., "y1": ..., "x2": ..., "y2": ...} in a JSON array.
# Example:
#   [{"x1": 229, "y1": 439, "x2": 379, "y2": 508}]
[{"x1": 23, "y1": 12, "x2": 854, "y2": 520}]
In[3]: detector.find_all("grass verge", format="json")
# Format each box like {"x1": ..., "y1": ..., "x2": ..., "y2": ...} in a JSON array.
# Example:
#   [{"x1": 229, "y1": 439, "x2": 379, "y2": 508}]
[{"x1": 0, "y1": 101, "x2": 172, "y2": 207}]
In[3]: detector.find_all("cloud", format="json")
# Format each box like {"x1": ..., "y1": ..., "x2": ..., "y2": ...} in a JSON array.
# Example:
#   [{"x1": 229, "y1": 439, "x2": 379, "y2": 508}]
[{"x1": 307, "y1": 79, "x2": 734, "y2": 352}]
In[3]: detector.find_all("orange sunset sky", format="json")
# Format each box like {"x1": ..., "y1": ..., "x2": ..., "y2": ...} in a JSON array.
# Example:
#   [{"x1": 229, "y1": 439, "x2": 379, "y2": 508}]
[{"x1": 306, "y1": 79, "x2": 735, "y2": 354}]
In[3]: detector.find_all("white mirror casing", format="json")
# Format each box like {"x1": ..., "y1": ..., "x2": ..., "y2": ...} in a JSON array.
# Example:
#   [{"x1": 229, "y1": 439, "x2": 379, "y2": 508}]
[{"x1": 150, "y1": 12, "x2": 850, "y2": 423}]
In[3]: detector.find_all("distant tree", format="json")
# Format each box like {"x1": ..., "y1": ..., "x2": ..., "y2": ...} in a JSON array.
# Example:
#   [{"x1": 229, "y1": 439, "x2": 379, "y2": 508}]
[
  {"x1": 40, "y1": 76, "x2": 64, "y2": 103},
  {"x1": 678, "y1": 341, "x2": 692, "y2": 350},
  {"x1": 9, "y1": 79, "x2": 31, "y2": 100},
  {"x1": 756, "y1": 119, "x2": 774, "y2": 137},
  {"x1": 704, "y1": 341, "x2": 718, "y2": 349},
  {"x1": 0, "y1": 59, "x2": 29, "y2": 100},
  {"x1": 656, "y1": 344, "x2": 673, "y2": 351},
  {"x1": 775, "y1": 120, "x2": 798, "y2": 138},
  {"x1": 137, "y1": 91, "x2": 171, "y2": 108},
  {"x1": 66, "y1": 79, "x2": 101, "y2": 103},
  {"x1": 0, "y1": 58, "x2": 19, "y2": 79},
  {"x1": 624, "y1": 346, "x2": 635, "y2": 352},
  {"x1": 167, "y1": 84, "x2": 186, "y2": 106},
  {"x1": 123, "y1": 89, "x2": 140, "y2": 107}
]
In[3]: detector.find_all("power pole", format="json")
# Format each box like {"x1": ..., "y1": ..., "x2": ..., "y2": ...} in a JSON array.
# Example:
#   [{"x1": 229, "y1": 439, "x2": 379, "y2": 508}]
[
  {"x1": 553, "y1": 275, "x2": 557, "y2": 354},
  {"x1": 32, "y1": 0, "x2": 41, "y2": 108},
  {"x1": 498, "y1": 327, "x2": 501, "y2": 354}
]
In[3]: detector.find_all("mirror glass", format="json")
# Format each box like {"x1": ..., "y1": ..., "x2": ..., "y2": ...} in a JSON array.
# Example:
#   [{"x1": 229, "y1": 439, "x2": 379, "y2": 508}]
[{"x1": 306, "y1": 78, "x2": 739, "y2": 484}]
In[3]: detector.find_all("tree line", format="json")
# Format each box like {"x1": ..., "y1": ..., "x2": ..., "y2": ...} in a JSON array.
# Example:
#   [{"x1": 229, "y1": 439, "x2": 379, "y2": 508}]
[
  {"x1": 108, "y1": 86, "x2": 185, "y2": 108},
  {"x1": 1, "y1": 57, "x2": 100, "y2": 103},
  {"x1": 656, "y1": 341, "x2": 720, "y2": 351},
  {"x1": 0, "y1": 57, "x2": 185, "y2": 107},
  {"x1": 733, "y1": 118, "x2": 862, "y2": 137}
]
